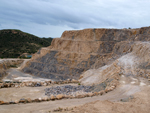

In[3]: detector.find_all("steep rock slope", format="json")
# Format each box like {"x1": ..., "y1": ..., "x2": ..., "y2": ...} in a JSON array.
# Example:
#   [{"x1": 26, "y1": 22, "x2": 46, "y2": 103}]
[
  {"x1": 80, "y1": 42, "x2": 150, "y2": 86},
  {"x1": 22, "y1": 27, "x2": 150, "y2": 81}
]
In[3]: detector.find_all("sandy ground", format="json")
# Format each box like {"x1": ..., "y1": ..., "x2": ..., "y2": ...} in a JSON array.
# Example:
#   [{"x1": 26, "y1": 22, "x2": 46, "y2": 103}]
[
  {"x1": 61, "y1": 86, "x2": 150, "y2": 113},
  {"x1": 0, "y1": 60, "x2": 149, "y2": 113},
  {"x1": 1, "y1": 59, "x2": 51, "y2": 82},
  {"x1": 0, "y1": 78, "x2": 149, "y2": 113},
  {"x1": 0, "y1": 84, "x2": 77, "y2": 102},
  {"x1": 2, "y1": 68, "x2": 51, "y2": 82}
]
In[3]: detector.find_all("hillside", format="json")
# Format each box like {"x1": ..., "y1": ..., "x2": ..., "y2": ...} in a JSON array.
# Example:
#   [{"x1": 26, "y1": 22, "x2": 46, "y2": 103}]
[
  {"x1": 22, "y1": 26, "x2": 150, "y2": 81},
  {"x1": 0, "y1": 27, "x2": 150, "y2": 113},
  {"x1": 0, "y1": 29, "x2": 53, "y2": 58}
]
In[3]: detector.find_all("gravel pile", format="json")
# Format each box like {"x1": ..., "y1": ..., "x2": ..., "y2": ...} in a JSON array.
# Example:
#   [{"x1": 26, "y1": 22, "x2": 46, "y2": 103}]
[{"x1": 45, "y1": 85, "x2": 94, "y2": 96}]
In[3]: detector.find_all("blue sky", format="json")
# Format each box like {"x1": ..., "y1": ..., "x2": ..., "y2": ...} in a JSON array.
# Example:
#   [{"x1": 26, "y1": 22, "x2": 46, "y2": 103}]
[{"x1": 0, "y1": 0, "x2": 150, "y2": 37}]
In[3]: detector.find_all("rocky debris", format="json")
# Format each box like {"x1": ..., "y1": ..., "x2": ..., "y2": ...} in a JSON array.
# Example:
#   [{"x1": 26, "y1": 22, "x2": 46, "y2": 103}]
[
  {"x1": 42, "y1": 97, "x2": 48, "y2": 101},
  {"x1": 0, "y1": 82, "x2": 117, "y2": 106},
  {"x1": 33, "y1": 98, "x2": 41, "y2": 102},
  {"x1": 19, "y1": 98, "x2": 26, "y2": 103},
  {"x1": 0, "y1": 80, "x2": 79, "y2": 89},
  {"x1": 45, "y1": 85, "x2": 94, "y2": 96},
  {"x1": 56, "y1": 94, "x2": 64, "y2": 100},
  {"x1": 9, "y1": 101, "x2": 15, "y2": 104},
  {"x1": 26, "y1": 98, "x2": 32, "y2": 103},
  {"x1": 0, "y1": 87, "x2": 116, "y2": 105},
  {"x1": 99, "y1": 90, "x2": 105, "y2": 95},
  {"x1": 50, "y1": 95, "x2": 56, "y2": 100},
  {"x1": 0, "y1": 101, "x2": 4, "y2": 105}
]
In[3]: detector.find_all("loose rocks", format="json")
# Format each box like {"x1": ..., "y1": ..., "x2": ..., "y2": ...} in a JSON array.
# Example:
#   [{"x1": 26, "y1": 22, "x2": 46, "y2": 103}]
[{"x1": 45, "y1": 85, "x2": 94, "y2": 96}]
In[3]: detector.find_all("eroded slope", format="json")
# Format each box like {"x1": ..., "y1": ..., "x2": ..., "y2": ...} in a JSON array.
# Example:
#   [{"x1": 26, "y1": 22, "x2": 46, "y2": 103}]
[{"x1": 22, "y1": 27, "x2": 150, "y2": 81}]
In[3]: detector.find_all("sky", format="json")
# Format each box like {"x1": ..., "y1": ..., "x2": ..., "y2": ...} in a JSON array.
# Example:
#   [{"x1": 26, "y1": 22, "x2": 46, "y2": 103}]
[{"x1": 0, "y1": 0, "x2": 150, "y2": 37}]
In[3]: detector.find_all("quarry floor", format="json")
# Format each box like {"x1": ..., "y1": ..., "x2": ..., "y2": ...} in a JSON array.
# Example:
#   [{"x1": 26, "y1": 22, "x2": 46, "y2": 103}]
[
  {"x1": 0, "y1": 79, "x2": 149, "y2": 113},
  {"x1": 0, "y1": 61, "x2": 149, "y2": 113}
]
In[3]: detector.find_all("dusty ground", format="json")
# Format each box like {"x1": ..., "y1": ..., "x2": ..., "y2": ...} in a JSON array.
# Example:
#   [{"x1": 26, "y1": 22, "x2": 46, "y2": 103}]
[
  {"x1": 0, "y1": 84, "x2": 75, "y2": 102},
  {"x1": 1, "y1": 59, "x2": 51, "y2": 82},
  {"x1": 3, "y1": 68, "x2": 51, "y2": 82},
  {"x1": 61, "y1": 86, "x2": 150, "y2": 113},
  {"x1": 0, "y1": 59, "x2": 149, "y2": 113},
  {"x1": 0, "y1": 76, "x2": 149, "y2": 113}
]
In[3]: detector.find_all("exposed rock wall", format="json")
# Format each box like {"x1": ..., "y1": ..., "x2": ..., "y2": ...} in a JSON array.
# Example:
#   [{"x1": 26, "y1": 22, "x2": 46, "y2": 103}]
[
  {"x1": 80, "y1": 41, "x2": 150, "y2": 85},
  {"x1": 22, "y1": 27, "x2": 150, "y2": 81}
]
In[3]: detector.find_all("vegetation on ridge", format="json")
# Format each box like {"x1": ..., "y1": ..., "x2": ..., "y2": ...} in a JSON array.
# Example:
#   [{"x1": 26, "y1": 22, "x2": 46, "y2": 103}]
[{"x1": 0, "y1": 29, "x2": 53, "y2": 58}]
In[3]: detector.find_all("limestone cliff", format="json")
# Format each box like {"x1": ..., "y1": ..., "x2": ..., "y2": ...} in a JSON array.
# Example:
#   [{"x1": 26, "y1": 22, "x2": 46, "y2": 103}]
[{"x1": 22, "y1": 27, "x2": 150, "y2": 81}]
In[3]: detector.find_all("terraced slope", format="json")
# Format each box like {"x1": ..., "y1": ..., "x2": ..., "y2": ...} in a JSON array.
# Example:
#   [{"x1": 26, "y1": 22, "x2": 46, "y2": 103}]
[{"x1": 22, "y1": 27, "x2": 150, "y2": 81}]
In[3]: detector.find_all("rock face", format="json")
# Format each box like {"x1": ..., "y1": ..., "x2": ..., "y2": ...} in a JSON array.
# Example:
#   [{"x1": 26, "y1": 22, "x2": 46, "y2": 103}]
[
  {"x1": 80, "y1": 41, "x2": 150, "y2": 85},
  {"x1": 22, "y1": 27, "x2": 150, "y2": 81}
]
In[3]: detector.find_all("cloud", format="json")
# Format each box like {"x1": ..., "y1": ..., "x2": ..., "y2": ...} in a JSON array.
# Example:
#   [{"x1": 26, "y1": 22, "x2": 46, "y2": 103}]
[{"x1": 0, "y1": 0, "x2": 150, "y2": 37}]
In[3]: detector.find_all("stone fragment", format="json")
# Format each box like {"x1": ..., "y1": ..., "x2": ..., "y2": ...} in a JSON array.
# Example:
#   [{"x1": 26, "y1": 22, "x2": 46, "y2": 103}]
[
  {"x1": 19, "y1": 98, "x2": 26, "y2": 103},
  {"x1": 94, "y1": 92, "x2": 99, "y2": 96},
  {"x1": 42, "y1": 97, "x2": 48, "y2": 101},
  {"x1": 76, "y1": 95, "x2": 84, "y2": 98},
  {"x1": 3, "y1": 102, "x2": 9, "y2": 105},
  {"x1": 0, "y1": 101, "x2": 5, "y2": 105},
  {"x1": 87, "y1": 92, "x2": 94, "y2": 97},
  {"x1": 14, "y1": 100, "x2": 19, "y2": 104},
  {"x1": 99, "y1": 90, "x2": 104, "y2": 95},
  {"x1": 26, "y1": 98, "x2": 32, "y2": 103},
  {"x1": 9, "y1": 101, "x2": 15, "y2": 104},
  {"x1": 56, "y1": 94, "x2": 64, "y2": 100},
  {"x1": 33, "y1": 98, "x2": 41, "y2": 102},
  {"x1": 50, "y1": 95, "x2": 56, "y2": 100}
]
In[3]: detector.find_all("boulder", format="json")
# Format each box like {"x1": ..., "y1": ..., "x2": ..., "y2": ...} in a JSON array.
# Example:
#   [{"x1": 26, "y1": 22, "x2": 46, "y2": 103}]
[
  {"x1": 99, "y1": 90, "x2": 104, "y2": 95},
  {"x1": 0, "y1": 101, "x2": 5, "y2": 105},
  {"x1": 19, "y1": 98, "x2": 26, "y2": 103},
  {"x1": 105, "y1": 89, "x2": 109, "y2": 93},
  {"x1": 94, "y1": 92, "x2": 99, "y2": 96},
  {"x1": 14, "y1": 100, "x2": 19, "y2": 104},
  {"x1": 87, "y1": 92, "x2": 94, "y2": 97},
  {"x1": 26, "y1": 98, "x2": 32, "y2": 103},
  {"x1": 35, "y1": 82, "x2": 41, "y2": 87},
  {"x1": 56, "y1": 94, "x2": 64, "y2": 100},
  {"x1": 33, "y1": 98, "x2": 41, "y2": 102},
  {"x1": 3, "y1": 83, "x2": 9, "y2": 88},
  {"x1": 64, "y1": 95, "x2": 70, "y2": 99},
  {"x1": 3, "y1": 102, "x2": 9, "y2": 105},
  {"x1": 50, "y1": 95, "x2": 56, "y2": 100},
  {"x1": 9, "y1": 101, "x2": 16, "y2": 104},
  {"x1": 42, "y1": 97, "x2": 48, "y2": 101},
  {"x1": 76, "y1": 95, "x2": 84, "y2": 98}
]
